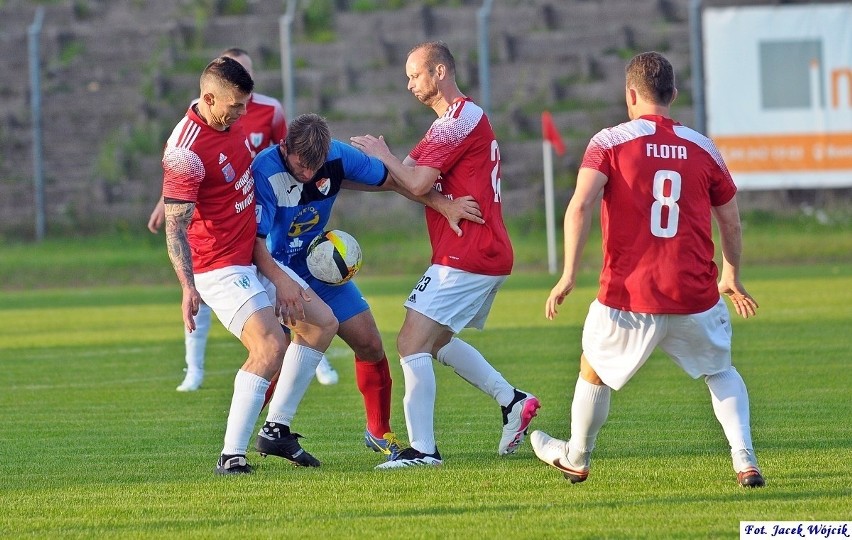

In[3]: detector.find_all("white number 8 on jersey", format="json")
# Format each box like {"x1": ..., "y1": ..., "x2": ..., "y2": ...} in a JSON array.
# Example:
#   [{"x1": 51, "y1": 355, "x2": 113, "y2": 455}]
[{"x1": 650, "y1": 169, "x2": 681, "y2": 238}]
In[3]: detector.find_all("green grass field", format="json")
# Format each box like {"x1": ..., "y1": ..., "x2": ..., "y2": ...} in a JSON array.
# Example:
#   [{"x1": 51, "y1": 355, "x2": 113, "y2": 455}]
[{"x1": 1, "y1": 218, "x2": 851, "y2": 538}]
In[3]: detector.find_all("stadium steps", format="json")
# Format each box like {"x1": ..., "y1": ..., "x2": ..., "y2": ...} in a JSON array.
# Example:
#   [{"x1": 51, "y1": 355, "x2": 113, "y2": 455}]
[{"x1": 0, "y1": 0, "x2": 711, "y2": 234}]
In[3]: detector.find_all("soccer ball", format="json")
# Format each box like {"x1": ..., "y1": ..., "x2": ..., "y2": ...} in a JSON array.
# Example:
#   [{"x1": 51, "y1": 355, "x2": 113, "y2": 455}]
[{"x1": 305, "y1": 229, "x2": 363, "y2": 285}]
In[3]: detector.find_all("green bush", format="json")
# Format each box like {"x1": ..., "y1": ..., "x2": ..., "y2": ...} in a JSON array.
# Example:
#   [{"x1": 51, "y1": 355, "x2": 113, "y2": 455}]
[{"x1": 303, "y1": 0, "x2": 337, "y2": 43}]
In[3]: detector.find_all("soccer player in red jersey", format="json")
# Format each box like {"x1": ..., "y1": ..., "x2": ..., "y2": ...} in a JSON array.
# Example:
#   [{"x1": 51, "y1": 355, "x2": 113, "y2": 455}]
[
  {"x1": 161, "y1": 56, "x2": 337, "y2": 474},
  {"x1": 149, "y1": 48, "x2": 339, "y2": 392},
  {"x1": 351, "y1": 41, "x2": 540, "y2": 468},
  {"x1": 532, "y1": 51, "x2": 764, "y2": 488}
]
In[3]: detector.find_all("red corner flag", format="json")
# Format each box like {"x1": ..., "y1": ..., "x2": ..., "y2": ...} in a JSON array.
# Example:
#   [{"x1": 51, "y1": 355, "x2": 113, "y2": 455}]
[{"x1": 541, "y1": 111, "x2": 566, "y2": 156}]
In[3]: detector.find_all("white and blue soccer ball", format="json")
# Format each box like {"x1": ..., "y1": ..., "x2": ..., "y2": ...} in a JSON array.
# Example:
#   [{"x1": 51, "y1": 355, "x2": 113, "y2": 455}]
[{"x1": 306, "y1": 229, "x2": 363, "y2": 285}]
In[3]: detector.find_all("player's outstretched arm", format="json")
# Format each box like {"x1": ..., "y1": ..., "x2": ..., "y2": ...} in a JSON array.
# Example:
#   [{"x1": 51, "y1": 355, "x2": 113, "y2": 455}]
[
  {"x1": 713, "y1": 198, "x2": 759, "y2": 319},
  {"x1": 350, "y1": 134, "x2": 437, "y2": 196},
  {"x1": 546, "y1": 167, "x2": 606, "y2": 320},
  {"x1": 340, "y1": 179, "x2": 389, "y2": 193},
  {"x1": 341, "y1": 177, "x2": 483, "y2": 236},
  {"x1": 164, "y1": 200, "x2": 201, "y2": 332}
]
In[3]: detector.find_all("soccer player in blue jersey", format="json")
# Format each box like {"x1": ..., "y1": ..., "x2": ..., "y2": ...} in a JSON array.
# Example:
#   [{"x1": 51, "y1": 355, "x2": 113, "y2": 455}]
[{"x1": 252, "y1": 113, "x2": 482, "y2": 462}]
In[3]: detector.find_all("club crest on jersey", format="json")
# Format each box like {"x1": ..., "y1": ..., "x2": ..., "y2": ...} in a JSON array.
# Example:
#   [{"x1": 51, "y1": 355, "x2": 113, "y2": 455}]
[
  {"x1": 222, "y1": 163, "x2": 236, "y2": 183},
  {"x1": 289, "y1": 207, "x2": 320, "y2": 237},
  {"x1": 315, "y1": 177, "x2": 331, "y2": 196},
  {"x1": 234, "y1": 275, "x2": 251, "y2": 289},
  {"x1": 250, "y1": 132, "x2": 264, "y2": 149}
]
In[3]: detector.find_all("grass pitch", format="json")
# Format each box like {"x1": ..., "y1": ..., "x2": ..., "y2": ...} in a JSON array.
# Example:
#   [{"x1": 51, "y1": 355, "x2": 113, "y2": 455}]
[{"x1": 1, "y1": 261, "x2": 851, "y2": 538}]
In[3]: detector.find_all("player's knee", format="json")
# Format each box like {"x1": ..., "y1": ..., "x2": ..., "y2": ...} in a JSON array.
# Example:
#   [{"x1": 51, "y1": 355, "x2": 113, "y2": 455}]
[
  {"x1": 265, "y1": 330, "x2": 289, "y2": 362},
  {"x1": 397, "y1": 331, "x2": 431, "y2": 358},
  {"x1": 303, "y1": 306, "x2": 338, "y2": 338},
  {"x1": 321, "y1": 316, "x2": 339, "y2": 341},
  {"x1": 297, "y1": 311, "x2": 338, "y2": 350},
  {"x1": 316, "y1": 305, "x2": 339, "y2": 334},
  {"x1": 352, "y1": 339, "x2": 385, "y2": 361},
  {"x1": 580, "y1": 355, "x2": 604, "y2": 385},
  {"x1": 245, "y1": 331, "x2": 288, "y2": 376}
]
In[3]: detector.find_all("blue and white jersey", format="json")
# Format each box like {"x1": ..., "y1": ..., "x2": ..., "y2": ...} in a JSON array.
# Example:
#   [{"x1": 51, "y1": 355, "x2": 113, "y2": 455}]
[{"x1": 252, "y1": 140, "x2": 387, "y2": 274}]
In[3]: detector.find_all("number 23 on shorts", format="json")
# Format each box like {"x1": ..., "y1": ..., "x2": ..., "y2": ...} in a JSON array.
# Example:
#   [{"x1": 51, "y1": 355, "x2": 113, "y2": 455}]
[{"x1": 414, "y1": 275, "x2": 431, "y2": 292}]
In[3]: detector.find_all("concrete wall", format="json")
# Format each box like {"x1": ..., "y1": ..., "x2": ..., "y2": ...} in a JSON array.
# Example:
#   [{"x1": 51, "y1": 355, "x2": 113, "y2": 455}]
[{"x1": 0, "y1": 0, "x2": 834, "y2": 237}]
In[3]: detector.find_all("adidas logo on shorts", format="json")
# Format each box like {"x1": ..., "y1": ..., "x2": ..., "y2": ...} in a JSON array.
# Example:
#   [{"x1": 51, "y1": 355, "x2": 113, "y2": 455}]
[{"x1": 407, "y1": 293, "x2": 417, "y2": 303}]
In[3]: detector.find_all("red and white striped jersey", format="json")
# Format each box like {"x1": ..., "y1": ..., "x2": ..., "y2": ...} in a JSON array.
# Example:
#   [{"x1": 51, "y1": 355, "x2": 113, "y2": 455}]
[
  {"x1": 409, "y1": 97, "x2": 513, "y2": 276},
  {"x1": 581, "y1": 115, "x2": 737, "y2": 314},
  {"x1": 162, "y1": 105, "x2": 257, "y2": 273}
]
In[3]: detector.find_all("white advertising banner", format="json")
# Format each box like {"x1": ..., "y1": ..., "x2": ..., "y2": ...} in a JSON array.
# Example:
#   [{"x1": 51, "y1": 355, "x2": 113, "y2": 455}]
[{"x1": 703, "y1": 4, "x2": 852, "y2": 189}]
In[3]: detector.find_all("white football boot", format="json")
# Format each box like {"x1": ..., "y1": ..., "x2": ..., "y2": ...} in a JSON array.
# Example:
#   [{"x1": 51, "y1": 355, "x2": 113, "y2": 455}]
[{"x1": 314, "y1": 355, "x2": 339, "y2": 385}]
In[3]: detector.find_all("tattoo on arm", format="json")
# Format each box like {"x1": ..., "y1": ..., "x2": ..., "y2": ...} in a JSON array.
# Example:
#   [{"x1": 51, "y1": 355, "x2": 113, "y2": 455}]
[{"x1": 164, "y1": 202, "x2": 196, "y2": 289}]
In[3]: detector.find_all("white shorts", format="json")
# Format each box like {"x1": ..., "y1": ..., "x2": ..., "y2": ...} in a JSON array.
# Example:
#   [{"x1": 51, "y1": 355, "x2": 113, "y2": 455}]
[
  {"x1": 195, "y1": 263, "x2": 307, "y2": 338},
  {"x1": 581, "y1": 298, "x2": 732, "y2": 391},
  {"x1": 256, "y1": 261, "x2": 310, "y2": 313},
  {"x1": 403, "y1": 264, "x2": 507, "y2": 333}
]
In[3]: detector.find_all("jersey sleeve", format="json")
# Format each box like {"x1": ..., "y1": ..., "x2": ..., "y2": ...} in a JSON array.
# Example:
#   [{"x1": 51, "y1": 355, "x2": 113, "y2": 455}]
[
  {"x1": 411, "y1": 116, "x2": 467, "y2": 172},
  {"x1": 701, "y1": 139, "x2": 737, "y2": 206},
  {"x1": 271, "y1": 102, "x2": 287, "y2": 146},
  {"x1": 335, "y1": 140, "x2": 387, "y2": 186},
  {"x1": 408, "y1": 138, "x2": 426, "y2": 162},
  {"x1": 674, "y1": 124, "x2": 738, "y2": 207},
  {"x1": 250, "y1": 154, "x2": 277, "y2": 238},
  {"x1": 580, "y1": 129, "x2": 614, "y2": 178},
  {"x1": 162, "y1": 146, "x2": 204, "y2": 202}
]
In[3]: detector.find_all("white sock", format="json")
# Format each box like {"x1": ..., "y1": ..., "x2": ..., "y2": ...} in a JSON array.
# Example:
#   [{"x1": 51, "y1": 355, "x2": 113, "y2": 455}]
[
  {"x1": 436, "y1": 337, "x2": 516, "y2": 406},
  {"x1": 265, "y1": 343, "x2": 323, "y2": 426},
  {"x1": 400, "y1": 353, "x2": 437, "y2": 454},
  {"x1": 705, "y1": 367, "x2": 753, "y2": 452},
  {"x1": 567, "y1": 375, "x2": 611, "y2": 466},
  {"x1": 185, "y1": 303, "x2": 212, "y2": 374},
  {"x1": 222, "y1": 369, "x2": 270, "y2": 456}
]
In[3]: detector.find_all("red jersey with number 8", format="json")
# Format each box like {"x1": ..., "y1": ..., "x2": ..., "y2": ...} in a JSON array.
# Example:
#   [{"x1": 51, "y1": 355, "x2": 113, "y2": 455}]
[
  {"x1": 581, "y1": 115, "x2": 737, "y2": 314},
  {"x1": 409, "y1": 98, "x2": 513, "y2": 276}
]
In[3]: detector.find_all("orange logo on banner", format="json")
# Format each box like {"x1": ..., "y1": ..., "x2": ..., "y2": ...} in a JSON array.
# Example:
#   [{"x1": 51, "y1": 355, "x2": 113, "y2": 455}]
[{"x1": 715, "y1": 132, "x2": 852, "y2": 172}]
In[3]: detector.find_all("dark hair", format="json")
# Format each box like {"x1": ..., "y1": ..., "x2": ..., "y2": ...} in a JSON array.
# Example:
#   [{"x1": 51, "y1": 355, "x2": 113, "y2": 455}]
[
  {"x1": 625, "y1": 51, "x2": 675, "y2": 105},
  {"x1": 201, "y1": 56, "x2": 254, "y2": 95},
  {"x1": 285, "y1": 113, "x2": 331, "y2": 171},
  {"x1": 409, "y1": 40, "x2": 456, "y2": 76}
]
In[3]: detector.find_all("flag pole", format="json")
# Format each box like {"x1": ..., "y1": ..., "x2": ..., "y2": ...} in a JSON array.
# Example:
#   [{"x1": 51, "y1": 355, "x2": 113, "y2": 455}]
[
  {"x1": 541, "y1": 111, "x2": 564, "y2": 275},
  {"x1": 543, "y1": 139, "x2": 557, "y2": 274}
]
